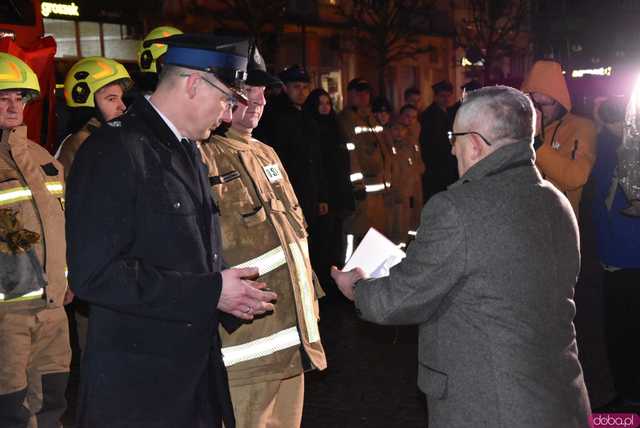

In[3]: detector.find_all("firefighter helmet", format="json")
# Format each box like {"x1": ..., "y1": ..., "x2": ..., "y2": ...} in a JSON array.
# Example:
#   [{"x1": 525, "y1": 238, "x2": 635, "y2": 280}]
[
  {"x1": 64, "y1": 57, "x2": 132, "y2": 108},
  {"x1": 137, "y1": 26, "x2": 183, "y2": 74},
  {"x1": 0, "y1": 53, "x2": 40, "y2": 101}
]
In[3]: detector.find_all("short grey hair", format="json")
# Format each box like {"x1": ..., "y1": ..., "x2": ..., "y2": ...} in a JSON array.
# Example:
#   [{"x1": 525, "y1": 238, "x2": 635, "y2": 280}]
[
  {"x1": 157, "y1": 64, "x2": 183, "y2": 87},
  {"x1": 455, "y1": 85, "x2": 535, "y2": 147}
]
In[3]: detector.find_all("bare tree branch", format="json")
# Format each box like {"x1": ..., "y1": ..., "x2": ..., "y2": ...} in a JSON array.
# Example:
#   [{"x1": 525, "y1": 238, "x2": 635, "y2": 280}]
[
  {"x1": 337, "y1": 0, "x2": 438, "y2": 94},
  {"x1": 452, "y1": 0, "x2": 529, "y2": 82}
]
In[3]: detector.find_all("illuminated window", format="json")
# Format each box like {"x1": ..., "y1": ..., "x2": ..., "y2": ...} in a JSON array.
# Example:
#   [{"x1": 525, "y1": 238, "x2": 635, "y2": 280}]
[
  {"x1": 103, "y1": 23, "x2": 137, "y2": 61},
  {"x1": 79, "y1": 21, "x2": 100, "y2": 57},
  {"x1": 44, "y1": 18, "x2": 77, "y2": 57}
]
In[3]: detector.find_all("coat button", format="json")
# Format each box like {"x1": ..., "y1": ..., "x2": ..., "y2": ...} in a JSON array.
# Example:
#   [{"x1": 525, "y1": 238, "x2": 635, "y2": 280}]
[
  {"x1": 213, "y1": 253, "x2": 218, "y2": 263},
  {"x1": 173, "y1": 201, "x2": 181, "y2": 209}
]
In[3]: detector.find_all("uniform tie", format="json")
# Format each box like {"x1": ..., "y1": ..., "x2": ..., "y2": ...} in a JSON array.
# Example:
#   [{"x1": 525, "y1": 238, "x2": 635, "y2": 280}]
[{"x1": 181, "y1": 138, "x2": 197, "y2": 163}]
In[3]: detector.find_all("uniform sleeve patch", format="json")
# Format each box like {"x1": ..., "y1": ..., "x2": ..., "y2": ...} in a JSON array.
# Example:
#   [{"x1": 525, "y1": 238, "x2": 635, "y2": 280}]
[{"x1": 41, "y1": 163, "x2": 59, "y2": 177}]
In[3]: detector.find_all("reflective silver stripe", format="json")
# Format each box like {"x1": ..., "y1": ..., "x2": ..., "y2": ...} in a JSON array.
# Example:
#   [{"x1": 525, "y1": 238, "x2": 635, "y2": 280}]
[
  {"x1": 408, "y1": 230, "x2": 417, "y2": 237},
  {"x1": 0, "y1": 288, "x2": 44, "y2": 302},
  {"x1": 222, "y1": 326, "x2": 300, "y2": 367},
  {"x1": 397, "y1": 242, "x2": 407, "y2": 249},
  {"x1": 385, "y1": 182, "x2": 391, "y2": 188},
  {"x1": 345, "y1": 234, "x2": 354, "y2": 264},
  {"x1": 354, "y1": 125, "x2": 384, "y2": 135},
  {"x1": 232, "y1": 246, "x2": 287, "y2": 276},
  {"x1": 346, "y1": 142, "x2": 356, "y2": 151},
  {"x1": 288, "y1": 241, "x2": 320, "y2": 343},
  {"x1": 392, "y1": 146, "x2": 397, "y2": 154},
  {"x1": 350, "y1": 172, "x2": 364, "y2": 182},
  {"x1": 365, "y1": 183, "x2": 386, "y2": 193}
]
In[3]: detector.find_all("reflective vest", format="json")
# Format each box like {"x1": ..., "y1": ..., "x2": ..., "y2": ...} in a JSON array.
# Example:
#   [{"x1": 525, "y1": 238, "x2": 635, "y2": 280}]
[
  {"x1": 0, "y1": 126, "x2": 66, "y2": 310},
  {"x1": 200, "y1": 128, "x2": 326, "y2": 386}
]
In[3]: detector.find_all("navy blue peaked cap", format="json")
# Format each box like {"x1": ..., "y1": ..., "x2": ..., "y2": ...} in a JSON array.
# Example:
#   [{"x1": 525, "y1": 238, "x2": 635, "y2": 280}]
[{"x1": 145, "y1": 33, "x2": 250, "y2": 90}]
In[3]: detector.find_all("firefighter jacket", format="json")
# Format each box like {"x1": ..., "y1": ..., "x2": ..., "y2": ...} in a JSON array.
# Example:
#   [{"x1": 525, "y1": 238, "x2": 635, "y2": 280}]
[
  {"x1": 387, "y1": 130, "x2": 424, "y2": 244},
  {"x1": 200, "y1": 128, "x2": 327, "y2": 387},
  {"x1": 0, "y1": 126, "x2": 66, "y2": 312},
  {"x1": 337, "y1": 107, "x2": 391, "y2": 238},
  {"x1": 56, "y1": 117, "x2": 101, "y2": 179},
  {"x1": 522, "y1": 60, "x2": 597, "y2": 215}
]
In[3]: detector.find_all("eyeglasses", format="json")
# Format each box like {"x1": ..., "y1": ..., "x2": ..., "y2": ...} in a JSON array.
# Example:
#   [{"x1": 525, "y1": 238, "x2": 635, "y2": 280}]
[
  {"x1": 448, "y1": 131, "x2": 492, "y2": 146},
  {"x1": 179, "y1": 73, "x2": 239, "y2": 109}
]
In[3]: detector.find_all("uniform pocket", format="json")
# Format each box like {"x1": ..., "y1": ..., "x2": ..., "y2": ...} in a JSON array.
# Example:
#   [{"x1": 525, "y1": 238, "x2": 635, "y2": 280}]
[
  {"x1": 0, "y1": 249, "x2": 46, "y2": 301},
  {"x1": 242, "y1": 205, "x2": 267, "y2": 227}
]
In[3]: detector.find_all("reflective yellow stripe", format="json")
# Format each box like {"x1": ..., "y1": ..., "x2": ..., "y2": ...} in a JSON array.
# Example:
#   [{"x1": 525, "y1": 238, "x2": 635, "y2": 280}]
[
  {"x1": 222, "y1": 326, "x2": 300, "y2": 367},
  {"x1": 231, "y1": 246, "x2": 287, "y2": 277},
  {"x1": 0, "y1": 288, "x2": 44, "y2": 303},
  {"x1": 289, "y1": 240, "x2": 320, "y2": 343},
  {"x1": 0, "y1": 187, "x2": 32, "y2": 205},
  {"x1": 45, "y1": 182, "x2": 64, "y2": 196},
  {"x1": 0, "y1": 182, "x2": 63, "y2": 206}
]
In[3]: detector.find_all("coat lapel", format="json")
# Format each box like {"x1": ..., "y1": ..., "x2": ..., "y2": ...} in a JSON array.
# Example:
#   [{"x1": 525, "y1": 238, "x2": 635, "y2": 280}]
[{"x1": 133, "y1": 97, "x2": 203, "y2": 205}]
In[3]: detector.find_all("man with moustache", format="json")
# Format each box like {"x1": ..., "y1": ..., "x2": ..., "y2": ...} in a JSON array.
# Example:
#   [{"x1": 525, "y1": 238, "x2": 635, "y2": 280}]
[
  {"x1": 200, "y1": 47, "x2": 326, "y2": 428},
  {"x1": 65, "y1": 34, "x2": 277, "y2": 428}
]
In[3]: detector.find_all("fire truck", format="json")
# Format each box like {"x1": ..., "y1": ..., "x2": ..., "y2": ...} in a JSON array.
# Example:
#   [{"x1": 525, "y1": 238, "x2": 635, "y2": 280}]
[{"x1": 1, "y1": 0, "x2": 57, "y2": 152}]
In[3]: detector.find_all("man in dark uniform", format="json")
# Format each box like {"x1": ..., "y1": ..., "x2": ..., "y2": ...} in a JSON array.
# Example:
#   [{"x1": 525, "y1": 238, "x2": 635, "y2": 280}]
[
  {"x1": 254, "y1": 65, "x2": 328, "y2": 228},
  {"x1": 419, "y1": 80, "x2": 457, "y2": 201},
  {"x1": 65, "y1": 34, "x2": 277, "y2": 428}
]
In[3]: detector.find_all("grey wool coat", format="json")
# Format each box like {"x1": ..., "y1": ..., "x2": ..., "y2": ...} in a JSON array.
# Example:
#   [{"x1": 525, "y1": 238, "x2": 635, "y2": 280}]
[{"x1": 355, "y1": 142, "x2": 590, "y2": 428}]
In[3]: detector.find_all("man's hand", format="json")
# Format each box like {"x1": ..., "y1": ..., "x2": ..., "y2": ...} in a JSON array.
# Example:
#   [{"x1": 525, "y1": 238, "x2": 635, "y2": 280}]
[
  {"x1": 330, "y1": 266, "x2": 367, "y2": 301},
  {"x1": 218, "y1": 267, "x2": 277, "y2": 320},
  {"x1": 63, "y1": 288, "x2": 75, "y2": 305}
]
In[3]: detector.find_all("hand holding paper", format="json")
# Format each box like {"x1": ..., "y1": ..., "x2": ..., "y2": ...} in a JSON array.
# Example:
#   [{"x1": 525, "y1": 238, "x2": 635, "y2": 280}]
[
  {"x1": 331, "y1": 228, "x2": 406, "y2": 301},
  {"x1": 343, "y1": 228, "x2": 406, "y2": 278}
]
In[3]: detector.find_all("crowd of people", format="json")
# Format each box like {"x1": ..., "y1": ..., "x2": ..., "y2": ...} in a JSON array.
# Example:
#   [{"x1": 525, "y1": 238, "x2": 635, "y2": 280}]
[{"x1": 0, "y1": 22, "x2": 639, "y2": 428}]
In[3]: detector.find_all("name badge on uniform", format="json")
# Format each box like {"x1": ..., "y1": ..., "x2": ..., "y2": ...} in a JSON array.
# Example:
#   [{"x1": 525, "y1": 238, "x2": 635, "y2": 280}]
[{"x1": 263, "y1": 164, "x2": 283, "y2": 183}]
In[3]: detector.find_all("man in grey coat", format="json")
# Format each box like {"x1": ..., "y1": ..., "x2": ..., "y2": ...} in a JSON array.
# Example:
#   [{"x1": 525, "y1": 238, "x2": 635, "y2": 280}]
[{"x1": 332, "y1": 86, "x2": 590, "y2": 427}]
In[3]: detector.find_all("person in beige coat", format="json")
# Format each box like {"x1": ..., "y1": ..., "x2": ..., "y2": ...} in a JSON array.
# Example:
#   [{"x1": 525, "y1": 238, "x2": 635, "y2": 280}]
[
  {"x1": 0, "y1": 52, "x2": 70, "y2": 428},
  {"x1": 200, "y1": 47, "x2": 326, "y2": 428}
]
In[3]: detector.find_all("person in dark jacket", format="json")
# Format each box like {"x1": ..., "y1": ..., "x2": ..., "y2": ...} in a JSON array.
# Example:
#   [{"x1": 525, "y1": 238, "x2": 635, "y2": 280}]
[
  {"x1": 303, "y1": 88, "x2": 355, "y2": 294},
  {"x1": 254, "y1": 65, "x2": 328, "y2": 229},
  {"x1": 591, "y1": 96, "x2": 640, "y2": 405},
  {"x1": 65, "y1": 34, "x2": 277, "y2": 428},
  {"x1": 419, "y1": 80, "x2": 458, "y2": 201}
]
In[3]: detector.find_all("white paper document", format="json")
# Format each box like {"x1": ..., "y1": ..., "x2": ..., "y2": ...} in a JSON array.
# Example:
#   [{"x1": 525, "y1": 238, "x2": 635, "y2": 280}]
[{"x1": 343, "y1": 228, "x2": 406, "y2": 278}]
